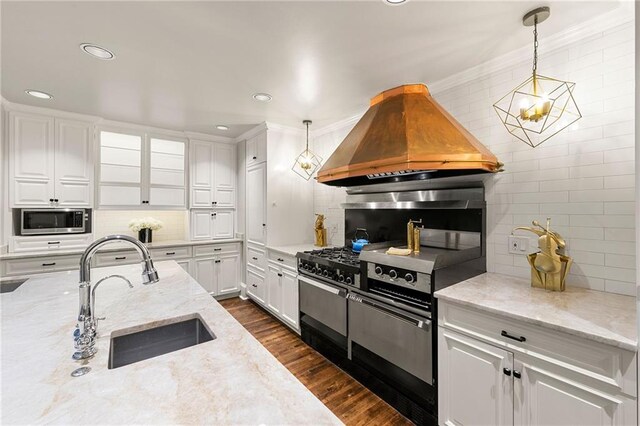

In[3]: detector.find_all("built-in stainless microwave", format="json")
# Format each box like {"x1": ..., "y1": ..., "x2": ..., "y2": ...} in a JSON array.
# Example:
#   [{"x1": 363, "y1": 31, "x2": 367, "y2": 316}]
[{"x1": 14, "y1": 209, "x2": 91, "y2": 236}]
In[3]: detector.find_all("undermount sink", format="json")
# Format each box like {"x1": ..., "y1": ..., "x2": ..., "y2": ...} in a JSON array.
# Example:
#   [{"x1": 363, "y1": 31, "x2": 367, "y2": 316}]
[{"x1": 108, "y1": 315, "x2": 215, "y2": 369}]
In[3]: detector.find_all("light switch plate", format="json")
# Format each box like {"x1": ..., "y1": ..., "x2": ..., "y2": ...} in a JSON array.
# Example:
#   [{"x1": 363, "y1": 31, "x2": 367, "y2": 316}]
[{"x1": 508, "y1": 235, "x2": 530, "y2": 254}]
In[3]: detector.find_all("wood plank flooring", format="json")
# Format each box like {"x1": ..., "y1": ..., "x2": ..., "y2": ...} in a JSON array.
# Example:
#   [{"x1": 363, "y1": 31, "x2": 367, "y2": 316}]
[{"x1": 219, "y1": 297, "x2": 412, "y2": 426}]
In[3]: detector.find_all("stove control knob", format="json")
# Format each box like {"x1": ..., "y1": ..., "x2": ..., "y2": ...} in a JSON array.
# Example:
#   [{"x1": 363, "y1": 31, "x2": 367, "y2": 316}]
[
  {"x1": 346, "y1": 276, "x2": 353, "y2": 285},
  {"x1": 374, "y1": 266, "x2": 383, "y2": 275},
  {"x1": 388, "y1": 270, "x2": 398, "y2": 279},
  {"x1": 338, "y1": 275, "x2": 345, "y2": 282},
  {"x1": 404, "y1": 273, "x2": 414, "y2": 283},
  {"x1": 311, "y1": 267, "x2": 317, "y2": 274},
  {"x1": 322, "y1": 270, "x2": 329, "y2": 277}
]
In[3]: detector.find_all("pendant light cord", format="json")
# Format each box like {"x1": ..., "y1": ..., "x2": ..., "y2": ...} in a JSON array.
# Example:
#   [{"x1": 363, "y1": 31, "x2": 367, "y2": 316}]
[
  {"x1": 532, "y1": 16, "x2": 538, "y2": 77},
  {"x1": 305, "y1": 121, "x2": 310, "y2": 151}
]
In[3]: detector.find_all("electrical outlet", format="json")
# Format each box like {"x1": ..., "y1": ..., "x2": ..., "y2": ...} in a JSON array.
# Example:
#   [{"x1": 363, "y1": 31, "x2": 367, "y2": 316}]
[{"x1": 508, "y1": 235, "x2": 530, "y2": 254}]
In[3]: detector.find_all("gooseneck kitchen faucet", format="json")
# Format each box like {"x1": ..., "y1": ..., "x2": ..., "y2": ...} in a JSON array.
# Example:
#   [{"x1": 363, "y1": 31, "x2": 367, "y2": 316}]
[{"x1": 73, "y1": 235, "x2": 160, "y2": 360}]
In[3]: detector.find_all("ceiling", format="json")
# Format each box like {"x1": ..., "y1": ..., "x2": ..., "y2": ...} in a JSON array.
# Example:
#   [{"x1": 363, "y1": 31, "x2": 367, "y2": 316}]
[{"x1": 2, "y1": 1, "x2": 622, "y2": 138}]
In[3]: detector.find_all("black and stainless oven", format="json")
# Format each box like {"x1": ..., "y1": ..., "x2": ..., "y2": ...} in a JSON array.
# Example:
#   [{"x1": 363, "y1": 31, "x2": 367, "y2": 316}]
[{"x1": 14, "y1": 209, "x2": 91, "y2": 236}]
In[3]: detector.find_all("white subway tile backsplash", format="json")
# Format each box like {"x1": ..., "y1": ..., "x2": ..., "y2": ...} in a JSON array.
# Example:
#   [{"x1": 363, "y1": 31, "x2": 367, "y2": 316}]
[{"x1": 312, "y1": 20, "x2": 634, "y2": 296}]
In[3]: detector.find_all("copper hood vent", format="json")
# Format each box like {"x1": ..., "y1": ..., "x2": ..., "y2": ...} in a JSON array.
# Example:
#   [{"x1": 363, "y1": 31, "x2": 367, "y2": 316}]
[{"x1": 316, "y1": 84, "x2": 502, "y2": 187}]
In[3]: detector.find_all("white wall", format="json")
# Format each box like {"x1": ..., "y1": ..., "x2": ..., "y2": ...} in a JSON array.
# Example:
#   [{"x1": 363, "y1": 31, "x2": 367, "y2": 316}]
[
  {"x1": 93, "y1": 210, "x2": 188, "y2": 242},
  {"x1": 313, "y1": 19, "x2": 635, "y2": 296}
]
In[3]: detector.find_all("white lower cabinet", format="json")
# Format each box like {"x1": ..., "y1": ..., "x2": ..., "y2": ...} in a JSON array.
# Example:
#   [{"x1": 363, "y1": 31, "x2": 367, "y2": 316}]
[
  {"x1": 260, "y1": 252, "x2": 299, "y2": 332},
  {"x1": 246, "y1": 267, "x2": 266, "y2": 304},
  {"x1": 438, "y1": 301, "x2": 637, "y2": 426},
  {"x1": 193, "y1": 251, "x2": 240, "y2": 297}
]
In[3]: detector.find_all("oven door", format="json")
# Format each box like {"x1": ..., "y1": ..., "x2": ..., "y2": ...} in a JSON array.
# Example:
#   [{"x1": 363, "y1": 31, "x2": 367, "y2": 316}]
[
  {"x1": 21, "y1": 209, "x2": 86, "y2": 235},
  {"x1": 348, "y1": 293, "x2": 433, "y2": 385},
  {"x1": 299, "y1": 274, "x2": 348, "y2": 336}
]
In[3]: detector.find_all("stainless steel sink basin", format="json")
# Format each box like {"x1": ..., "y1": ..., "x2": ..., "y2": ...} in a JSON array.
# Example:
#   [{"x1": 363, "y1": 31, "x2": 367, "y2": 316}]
[{"x1": 108, "y1": 315, "x2": 215, "y2": 369}]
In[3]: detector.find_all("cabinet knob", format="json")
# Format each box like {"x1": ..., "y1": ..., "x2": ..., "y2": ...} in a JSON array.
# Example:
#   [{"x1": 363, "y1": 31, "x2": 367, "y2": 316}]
[
  {"x1": 215, "y1": 260, "x2": 221, "y2": 264},
  {"x1": 262, "y1": 223, "x2": 266, "y2": 227},
  {"x1": 252, "y1": 156, "x2": 257, "y2": 160},
  {"x1": 252, "y1": 284, "x2": 258, "y2": 288},
  {"x1": 49, "y1": 198, "x2": 54, "y2": 202},
  {"x1": 278, "y1": 273, "x2": 283, "y2": 277},
  {"x1": 513, "y1": 370, "x2": 522, "y2": 379},
  {"x1": 277, "y1": 258, "x2": 284, "y2": 262},
  {"x1": 503, "y1": 368, "x2": 512, "y2": 376},
  {"x1": 252, "y1": 257, "x2": 258, "y2": 260}
]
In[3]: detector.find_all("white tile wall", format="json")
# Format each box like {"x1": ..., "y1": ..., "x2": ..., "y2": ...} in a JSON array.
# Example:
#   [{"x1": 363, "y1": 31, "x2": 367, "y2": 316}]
[
  {"x1": 93, "y1": 210, "x2": 188, "y2": 242},
  {"x1": 312, "y1": 20, "x2": 635, "y2": 296}
]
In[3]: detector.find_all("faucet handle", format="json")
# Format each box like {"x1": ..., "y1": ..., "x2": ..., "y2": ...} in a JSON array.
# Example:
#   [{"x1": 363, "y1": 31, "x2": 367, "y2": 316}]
[{"x1": 73, "y1": 325, "x2": 81, "y2": 339}]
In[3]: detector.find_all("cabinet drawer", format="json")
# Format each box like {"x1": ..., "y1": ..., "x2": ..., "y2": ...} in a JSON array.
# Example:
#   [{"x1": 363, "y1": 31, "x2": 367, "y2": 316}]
[
  {"x1": 267, "y1": 250, "x2": 296, "y2": 270},
  {"x1": 247, "y1": 245, "x2": 266, "y2": 271},
  {"x1": 3, "y1": 254, "x2": 80, "y2": 276},
  {"x1": 194, "y1": 243, "x2": 240, "y2": 257},
  {"x1": 93, "y1": 250, "x2": 138, "y2": 267},
  {"x1": 246, "y1": 266, "x2": 266, "y2": 305},
  {"x1": 149, "y1": 246, "x2": 192, "y2": 260},
  {"x1": 10, "y1": 234, "x2": 93, "y2": 253},
  {"x1": 439, "y1": 301, "x2": 638, "y2": 397}
]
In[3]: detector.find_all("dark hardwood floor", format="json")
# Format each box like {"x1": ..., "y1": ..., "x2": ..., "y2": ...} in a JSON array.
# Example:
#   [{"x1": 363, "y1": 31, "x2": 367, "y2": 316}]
[{"x1": 219, "y1": 297, "x2": 412, "y2": 426}]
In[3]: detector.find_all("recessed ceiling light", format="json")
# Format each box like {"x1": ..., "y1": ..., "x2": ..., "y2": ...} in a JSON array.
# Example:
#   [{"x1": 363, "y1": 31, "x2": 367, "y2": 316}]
[
  {"x1": 25, "y1": 90, "x2": 53, "y2": 100},
  {"x1": 216, "y1": 125, "x2": 229, "y2": 131},
  {"x1": 385, "y1": 0, "x2": 408, "y2": 4},
  {"x1": 80, "y1": 43, "x2": 115, "y2": 60},
  {"x1": 252, "y1": 93, "x2": 273, "y2": 102}
]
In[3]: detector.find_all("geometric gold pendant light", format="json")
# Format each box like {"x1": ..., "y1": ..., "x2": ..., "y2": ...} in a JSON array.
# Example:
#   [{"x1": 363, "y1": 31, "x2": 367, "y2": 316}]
[
  {"x1": 292, "y1": 120, "x2": 323, "y2": 180},
  {"x1": 493, "y1": 7, "x2": 582, "y2": 148}
]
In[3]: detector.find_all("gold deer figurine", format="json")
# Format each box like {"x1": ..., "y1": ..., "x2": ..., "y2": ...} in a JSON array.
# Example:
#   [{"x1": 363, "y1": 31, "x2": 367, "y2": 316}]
[
  {"x1": 512, "y1": 218, "x2": 572, "y2": 292},
  {"x1": 314, "y1": 214, "x2": 327, "y2": 247}
]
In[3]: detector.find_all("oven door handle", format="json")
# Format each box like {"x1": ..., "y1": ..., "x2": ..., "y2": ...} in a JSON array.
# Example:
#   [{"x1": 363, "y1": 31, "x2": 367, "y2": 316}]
[
  {"x1": 298, "y1": 275, "x2": 347, "y2": 298},
  {"x1": 349, "y1": 294, "x2": 431, "y2": 330}
]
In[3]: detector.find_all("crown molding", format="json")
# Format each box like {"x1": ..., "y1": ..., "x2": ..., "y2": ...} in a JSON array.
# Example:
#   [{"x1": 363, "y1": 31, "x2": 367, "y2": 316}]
[
  {"x1": 429, "y1": 2, "x2": 633, "y2": 94},
  {"x1": 265, "y1": 121, "x2": 305, "y2": 135},
  {"x1": 2, "y1": 99, "x2": 101, "y2": 123},
  {"x1": 311, "y1": 111, "x2": 364, "y2": 138},
  {"x1": 184, "y1": 131, "x2": 235, "y2": 144},
  {"x1": 234, "y1": 122, "x2": 268, "y2": 142}
]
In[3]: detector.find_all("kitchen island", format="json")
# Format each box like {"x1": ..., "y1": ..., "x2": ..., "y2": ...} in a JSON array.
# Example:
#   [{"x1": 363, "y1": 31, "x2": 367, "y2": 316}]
[{"x1": 0, "y1": 261, "x2": 341, "y2": 425}]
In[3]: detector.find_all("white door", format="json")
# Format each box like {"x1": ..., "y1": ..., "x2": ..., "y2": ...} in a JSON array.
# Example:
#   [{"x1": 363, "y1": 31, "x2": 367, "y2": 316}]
[
  {"x1": 514, "y1": 359, "x2": 632, "y2": 426},
  {"x1": 191, "y1": 210, "x2": 214, "y2": 240},
  {"x1": 246, "y1": 163, "x2": 266, "y2": 245},
  {"x1": 148, "y1": 137, "x2": 186, "y2": 208},
  {"x1": 213, "y1": 143, "x2": 236, "y2": 208},
  {"x1": 216, "y1": 253, "x2": 239, "y2": 295},
  {"x1": 280, "y1": 268, "x2": 299, "y2": 330},
  {"x1": 54, "y1": 118, "x2": 93, "y2": 207},
  {"x1": 98, "y1": 130, "x2": 143, "y2": 207},
  {"x1": 266, "y1": 264, "x2": 282, "y2": 315},
  {"x1": 190, "y1": 140, "x2": 214, "y2": 208},
  {"x1": 246, "y1": 268, "x2": 266, "y2": 305},
  {"x1": 10, "y1": 112, "x2": 55, "y2": 207},
  {"x1": 193, "y1": 257, "x2": 216, "y2": 294},
  {"x1": 212, "y1": 210, "x2": 234, "y2": 239},
  {"x1": 438, "y1": 328, "x2": 514, "y2": 426}
]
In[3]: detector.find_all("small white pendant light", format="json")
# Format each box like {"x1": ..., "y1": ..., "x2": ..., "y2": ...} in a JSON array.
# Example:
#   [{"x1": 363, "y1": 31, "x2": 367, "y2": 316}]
[{"x1": 292, "y1": 120, "x2": 322, "y2": 180}]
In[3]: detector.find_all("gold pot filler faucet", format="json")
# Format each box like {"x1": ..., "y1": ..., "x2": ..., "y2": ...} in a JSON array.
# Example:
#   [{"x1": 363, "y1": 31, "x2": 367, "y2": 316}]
[{"x1": 512, "y1": 218, "x2": 572, "y2": 292}]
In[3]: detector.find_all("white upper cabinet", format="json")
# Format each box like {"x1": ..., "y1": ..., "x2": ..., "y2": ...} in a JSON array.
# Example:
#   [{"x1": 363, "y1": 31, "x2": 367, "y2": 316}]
[
  {"x1": 189, "y1": 139, "x2": 236, "y2": 209},
  {"x1": 190, "y1": 210, "x2": 235, "y2": 241},
  {"x1": 246, "y1": 131, "x2": 267, "y2": 166},
  {"x1": 9, "y1": 112, "x2": 93, "y2": 208},
  {"x1": 246, "y1": 162, "x2": 266, "y2": 245},
  {"x1": 98, "y1": 130, "x2": 186, "y2": 209}
]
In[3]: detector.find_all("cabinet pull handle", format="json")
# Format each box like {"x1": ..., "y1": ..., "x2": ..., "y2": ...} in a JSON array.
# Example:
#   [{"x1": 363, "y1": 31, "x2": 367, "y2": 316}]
[
  {"x1": 501, "y1": 330, "x2": 526, "y2": 342},
  {"x1": 54, "y1": 199, "x2": 59, "y2": 202},
  {"x1": 115, "y1": 256, "x2": 126, "y2": 260},
  {"x1": 252, "y1": 156, "x2": 257, "y2": 160},
  {"x1": 42, "y1": 262, "x2": 56, "y2": 266},
  {"x1": 513, "y1": 371, "x2": 522, "y2": 379},
  {"x1": 214, "y1": 248, "x2": 222, "y2": 251},
  {"x1": 215, "y1": 260, "x2": 221, "y2": 263},
  {"x1": 252, "y1": 284, "x2": 257, "y2": 287},
  {"x1": 252, "y1": 256, "x2": 258, "y2": 260},
  {"x1": 503, "y1": 368, "x2": 512, "y2": 376},
  {"x1": 277, "y1": 258, "x2": 284, "y2": 262},
  {"x1": 277, "y1": 273, "x2": 283, "y2": 277},
  {"x1": 49, "y1": 198, "x2": 54, "y2": 202},
  {"x1": 47, "y1": 241, "x2": 60, "y2": 245},
  {"x1": 166, "y1": 252, "x2": 176, "y2": 255}
]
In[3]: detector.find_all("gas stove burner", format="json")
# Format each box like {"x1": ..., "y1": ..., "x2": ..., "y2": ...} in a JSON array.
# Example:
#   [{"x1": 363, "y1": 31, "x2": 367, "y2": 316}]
[{"x1": 296, "y1": 246, "x2": 362, "y2": 288}]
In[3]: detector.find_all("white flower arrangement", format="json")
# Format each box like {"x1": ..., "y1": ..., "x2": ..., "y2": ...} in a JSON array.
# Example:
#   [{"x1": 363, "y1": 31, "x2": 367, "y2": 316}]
[{"x1": 128, "y1": 217, "x2": 164, "y2": 232}]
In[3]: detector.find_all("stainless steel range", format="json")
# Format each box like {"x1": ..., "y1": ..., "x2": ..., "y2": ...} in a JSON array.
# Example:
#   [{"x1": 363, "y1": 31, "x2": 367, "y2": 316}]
[{"x1": 297, "y1": 186, "x2": 487, "y2": 425}]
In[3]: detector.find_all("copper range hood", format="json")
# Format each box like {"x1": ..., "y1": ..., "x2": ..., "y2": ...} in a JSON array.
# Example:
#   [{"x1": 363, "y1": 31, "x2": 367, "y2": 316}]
[{"x1": 316, "y1": 84, "x2": 502, "y2": 187}]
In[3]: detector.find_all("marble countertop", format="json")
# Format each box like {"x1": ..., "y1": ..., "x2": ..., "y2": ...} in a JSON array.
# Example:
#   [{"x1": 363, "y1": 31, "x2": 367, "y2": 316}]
[
  {"x1": 0, "y1": 261, "x2": 341, "y2": 425},
  {"x1": 267, "y1": 243, "x2": 319, "y2": 257},
  {"x1": 0, "y1": 238, "x2": 243, "y2": 260},
  {"x1": 435, "y1": 273, "x2": 637, "y2": 352}
]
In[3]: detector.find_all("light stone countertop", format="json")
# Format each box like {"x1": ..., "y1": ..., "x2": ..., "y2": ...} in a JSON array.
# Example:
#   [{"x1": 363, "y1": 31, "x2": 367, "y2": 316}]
[
  {"x1": 435, "y1": 272, "x2": 637, "y2": 352},
  {"x1": 0, "y1": 261, "x2": 341, "y2": 425},
  {"x1": 267, "y1": 243, "x2": 321, "y2": 257},
  {"x1": 0, "y1": 238, "x2": 243, "y2": 260}
]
